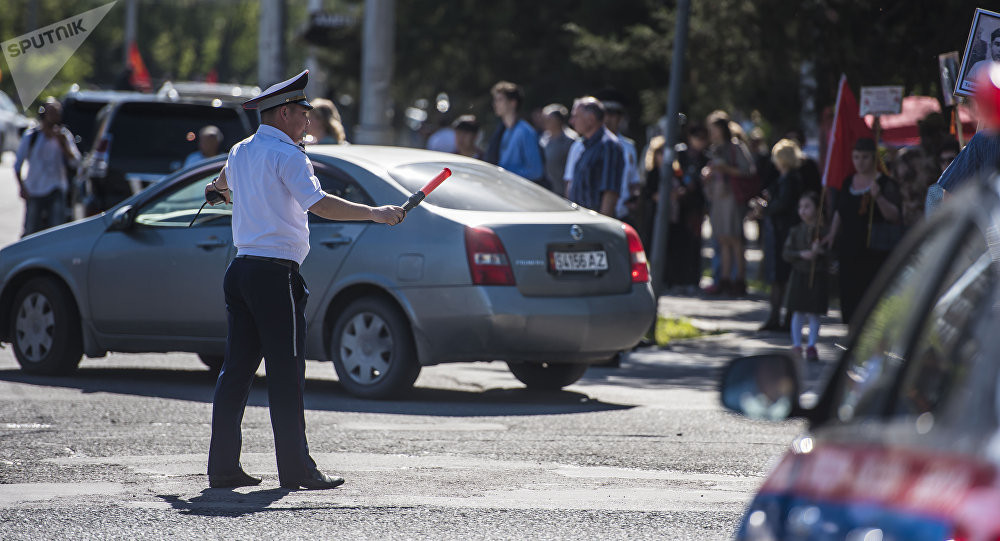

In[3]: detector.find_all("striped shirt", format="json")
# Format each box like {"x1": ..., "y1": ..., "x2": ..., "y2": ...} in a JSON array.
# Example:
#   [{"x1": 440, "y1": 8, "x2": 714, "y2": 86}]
[
  {"x1": 568, "y1": 127, "x2": 624, "y2": 212},
  {"x1": 937, "y1": 131, "x2": 1000, "y2": 192}
]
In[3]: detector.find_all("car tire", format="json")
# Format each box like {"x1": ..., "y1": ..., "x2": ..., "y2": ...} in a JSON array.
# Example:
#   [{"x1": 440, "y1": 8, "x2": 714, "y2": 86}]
[
  {"x1": 506, "y1": 362, "x2": 588, "y2": 390},
  {"x1": 9, "y1": 277, "x2": 83, "y2": 375},
  {"x1": 199, "y1": 354, "x2": 224, "y2": 372},
  {"x1": 330, "y1": 297, "x2": 420, "y2": 399}
]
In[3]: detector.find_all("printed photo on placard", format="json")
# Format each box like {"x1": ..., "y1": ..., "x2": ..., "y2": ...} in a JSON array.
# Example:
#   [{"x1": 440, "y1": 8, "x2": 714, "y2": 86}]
[{"x1": 956, "y1": 8, "x2": 1000, "y2": 97}]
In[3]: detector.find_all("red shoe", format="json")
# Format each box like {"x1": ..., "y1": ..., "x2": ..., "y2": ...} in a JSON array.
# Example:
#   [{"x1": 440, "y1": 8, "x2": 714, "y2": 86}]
[
  {"x1": 791, "y1": 346, "x2": 803, "y2": 360},
  {"x1": 806, "y1": 346, "x2": 819, "y2": 362}
]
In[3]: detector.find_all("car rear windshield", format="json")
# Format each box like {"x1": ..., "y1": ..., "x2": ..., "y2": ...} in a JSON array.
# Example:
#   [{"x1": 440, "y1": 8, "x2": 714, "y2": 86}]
[
  {"x1": 108, "y1": 102, "x2": 249, "y2": 173},
  {"x1": 388, "y1": 162, "x2": 575, "y2": 212}
]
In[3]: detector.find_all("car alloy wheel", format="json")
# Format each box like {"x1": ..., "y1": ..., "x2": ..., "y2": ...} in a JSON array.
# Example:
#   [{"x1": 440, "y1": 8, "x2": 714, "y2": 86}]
[
  {"x1": 16, "y1": 292, "x2": 54, "y2": 363},
  {"x1": 330, "y1": 296, "x2": 420, "y2": 399},
  {"x1": 9, "y1": 277, "x2": 83, "y2": 375},
  {"x1": 339, "y1": 312, "x2": 394, "y2": 385}
]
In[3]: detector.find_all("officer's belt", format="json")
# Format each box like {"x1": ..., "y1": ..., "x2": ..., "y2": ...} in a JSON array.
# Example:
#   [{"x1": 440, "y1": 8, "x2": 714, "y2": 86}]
[{"x1": 235, "y1": 255, "x2": 299, "y2": 272}]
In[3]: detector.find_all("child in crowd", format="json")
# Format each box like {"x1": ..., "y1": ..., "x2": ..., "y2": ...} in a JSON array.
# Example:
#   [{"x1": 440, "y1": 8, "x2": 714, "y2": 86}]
[{"x1": 782, "y1": 192, "x2": 828, "y2": 361}]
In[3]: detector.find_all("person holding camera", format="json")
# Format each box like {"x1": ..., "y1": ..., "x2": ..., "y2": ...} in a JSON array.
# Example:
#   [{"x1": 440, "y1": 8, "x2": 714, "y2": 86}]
[{"x1": 13, "y1": 97, "x2": 80, "y2": 237}]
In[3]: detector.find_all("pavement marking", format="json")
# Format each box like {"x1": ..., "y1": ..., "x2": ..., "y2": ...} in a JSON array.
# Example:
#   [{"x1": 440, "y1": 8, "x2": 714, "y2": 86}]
[
  {"x1": 1, "y1": 423, "x2": 52, "y2": 429},
  {"x1": 0, "y1": 482, "x2": 125, "y2": 505},
  {"x1": 338, "y1": 421, "x2": 509, "y2": 431},
  {"x1": 41, "y1": 452, "x2": 762, "y2": 513}
]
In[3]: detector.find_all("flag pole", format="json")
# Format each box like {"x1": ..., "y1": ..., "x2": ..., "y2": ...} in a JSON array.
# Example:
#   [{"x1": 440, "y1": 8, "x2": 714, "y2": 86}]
[
  {"x1": 867, "y1": 115, "x2": 881, "y2": 248},
  {"x1": 809, "y1": 186, "x2": 826, "y2": 288}
]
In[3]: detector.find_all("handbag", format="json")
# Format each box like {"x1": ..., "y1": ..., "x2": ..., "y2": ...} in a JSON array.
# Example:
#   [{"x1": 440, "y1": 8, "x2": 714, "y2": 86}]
[
  {"x1": 730, "y1": 172, "x2": 761, "y2": 206},
  {"x1": 726, "y1": 145, "x2": 761, "y2": 206}
]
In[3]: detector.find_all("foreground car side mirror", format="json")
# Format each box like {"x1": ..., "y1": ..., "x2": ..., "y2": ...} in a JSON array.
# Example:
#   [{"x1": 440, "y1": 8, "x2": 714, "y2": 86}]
[
  {"x1": 720, "y1": 354, "x2": 800, "y2": 421},
  {"x1": 108, "y1": 205, "x2": 136, "y2": 232}
]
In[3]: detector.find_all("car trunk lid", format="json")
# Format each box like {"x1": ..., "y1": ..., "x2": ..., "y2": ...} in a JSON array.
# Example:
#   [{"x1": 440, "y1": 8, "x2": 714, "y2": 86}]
[{"x1": 488, "y1": 218, "x2": 633, "y2": 297}]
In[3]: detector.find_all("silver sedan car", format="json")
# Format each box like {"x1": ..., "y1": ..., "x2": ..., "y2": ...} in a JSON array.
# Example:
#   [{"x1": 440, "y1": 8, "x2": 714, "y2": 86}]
[{"x1": 0, "y1": 146, "x2": 656, "y2": 398}]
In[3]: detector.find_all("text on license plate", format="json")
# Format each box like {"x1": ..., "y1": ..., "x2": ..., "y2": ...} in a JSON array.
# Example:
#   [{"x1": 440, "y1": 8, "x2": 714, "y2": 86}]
[{"x1": 552, "y1": 251, "x2": 608, "y2": 272}]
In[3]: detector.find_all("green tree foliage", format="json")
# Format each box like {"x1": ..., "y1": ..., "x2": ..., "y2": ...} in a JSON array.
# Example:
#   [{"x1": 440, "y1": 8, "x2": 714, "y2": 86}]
[
  {"x1": 0, "y1": 0, "x2": 989, "y2": 139},
  {"x1": 0, "y1": 0, "x2": 302, "y2": 111}
]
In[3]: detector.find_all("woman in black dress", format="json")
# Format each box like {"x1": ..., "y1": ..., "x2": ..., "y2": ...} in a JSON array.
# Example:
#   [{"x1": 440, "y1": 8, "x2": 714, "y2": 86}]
[{"x1": 822, "y1": 138, "x2": 901, "y2": 326}]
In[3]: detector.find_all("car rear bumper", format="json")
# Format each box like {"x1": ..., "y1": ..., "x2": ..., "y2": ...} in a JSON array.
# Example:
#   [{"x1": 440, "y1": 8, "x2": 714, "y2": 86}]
[{"x1": 403, "y1": 283, "x2": 657, "y2": 365}]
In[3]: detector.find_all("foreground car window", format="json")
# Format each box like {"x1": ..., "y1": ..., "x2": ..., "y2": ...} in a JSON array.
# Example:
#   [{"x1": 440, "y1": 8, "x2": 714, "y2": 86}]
[
  {"x1": 891, "y1": 229, "x2": 994, "y2": 420},
  {"x1": 389, "y1": 162, "x2": 575, "y2": 212},
  {"x1": 309, "y1": 170, "x2": 374, "y2": 223},
  {"x1": 135, "y1": 173, "x2": 232, "y2": 227},
  {"x1": 829, "y1": 226, "x2": 957, "y2": 424}
]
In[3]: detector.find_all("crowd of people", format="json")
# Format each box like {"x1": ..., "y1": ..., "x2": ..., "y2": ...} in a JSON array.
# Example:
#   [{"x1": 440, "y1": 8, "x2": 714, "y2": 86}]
[
  {"x1": 9, "y1": 80, "x2": 982, "y2": 363},
  {"x1": 421, "y1": 81, "x2": 642, "y2": 222},
  {"x1": 416, "y1": 79, "x2": 978, "y2": 363}
]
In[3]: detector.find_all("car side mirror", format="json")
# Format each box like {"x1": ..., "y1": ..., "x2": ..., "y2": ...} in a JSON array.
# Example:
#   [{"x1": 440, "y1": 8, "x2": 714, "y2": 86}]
[
  {"x1": 108, "y1": 204, "x2": 136, "y2": 232},
  {"x1": 720, "y1": 354, "x2": 800, "y2": 421}
]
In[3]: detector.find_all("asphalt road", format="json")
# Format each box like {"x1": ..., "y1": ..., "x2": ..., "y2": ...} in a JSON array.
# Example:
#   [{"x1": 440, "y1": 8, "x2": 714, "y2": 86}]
[{"x1": 0, "y1": 153, "x2": 842, "y2": 539}]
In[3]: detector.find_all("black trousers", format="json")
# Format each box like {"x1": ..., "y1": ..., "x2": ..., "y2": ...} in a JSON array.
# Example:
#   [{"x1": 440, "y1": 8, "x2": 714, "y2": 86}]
[
  {"x1": 208, "y1": 257, "x2": 314, "y2": 484},
  {"x1": 838, "y1": 252, "x2": 886, "y2": 326}
]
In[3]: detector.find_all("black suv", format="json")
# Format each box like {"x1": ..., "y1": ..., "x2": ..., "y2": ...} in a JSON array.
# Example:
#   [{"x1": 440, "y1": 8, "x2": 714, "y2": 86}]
[
  {"x1": 81, "y1": 99, "x2": 254, "y2": 213},
  {"x1": 61, "y1": 89, "x2": 148, "y2": 152}
]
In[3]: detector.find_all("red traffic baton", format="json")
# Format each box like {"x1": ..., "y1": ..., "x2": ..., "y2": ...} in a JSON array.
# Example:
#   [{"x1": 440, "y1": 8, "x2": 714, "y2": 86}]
[{"x1": 401, "y1": 168, "x2": 451, "y2": 212}]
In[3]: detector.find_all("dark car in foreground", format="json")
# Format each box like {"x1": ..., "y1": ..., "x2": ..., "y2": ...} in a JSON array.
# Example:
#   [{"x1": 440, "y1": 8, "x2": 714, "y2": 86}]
[
  {"x1": 720, "y1": 174, "x2": 1000, "y2": 540},
  {"x1": 0, "y1": 146, "x2": 655, "y2": 399}
]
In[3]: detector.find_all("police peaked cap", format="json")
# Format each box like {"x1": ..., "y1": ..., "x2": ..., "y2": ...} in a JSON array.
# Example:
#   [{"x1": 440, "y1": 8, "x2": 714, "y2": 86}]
[{"x1": 243, "y1": 70, "x2": 313, "y2": 111}]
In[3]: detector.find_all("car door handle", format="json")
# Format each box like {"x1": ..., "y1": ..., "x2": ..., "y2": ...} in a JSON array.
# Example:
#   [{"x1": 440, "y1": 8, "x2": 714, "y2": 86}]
[
  {"x1": 321, "y1": 236, "x2": 353, "y2": 248},
  {"x1": 195, "y1": 237, "x2": 228, "y2": 250}
]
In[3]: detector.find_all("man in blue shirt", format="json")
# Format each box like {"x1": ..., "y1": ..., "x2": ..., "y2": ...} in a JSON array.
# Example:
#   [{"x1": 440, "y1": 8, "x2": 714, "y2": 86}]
[
  {"x1": 568, "y1": 97, "x2": 624, "y2": 216},
  {"x1": 486, "y1": 81, "x2": 545, "y2": 185}
]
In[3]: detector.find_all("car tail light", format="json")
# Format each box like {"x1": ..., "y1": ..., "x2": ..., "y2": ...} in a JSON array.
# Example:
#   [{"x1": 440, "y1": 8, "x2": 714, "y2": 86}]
[
  {"x1": 465, "y1": 226, "x2": 515, "y2": 286},
  {"x1": 623, "y1": 223, "x2": 649, "y2": 283}
]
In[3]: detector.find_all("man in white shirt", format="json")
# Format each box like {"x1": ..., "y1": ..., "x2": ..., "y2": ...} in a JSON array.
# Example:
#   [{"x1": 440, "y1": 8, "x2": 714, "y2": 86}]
[
  {"x1": 562, "y1": 138, "x2": 584, "y2": 198},
  {"x1": 205, "y1": 70, "x2": 404, "y2": 491},
  {"x1": 13, "y1": 97, "x2": 80, "y2": 236}
]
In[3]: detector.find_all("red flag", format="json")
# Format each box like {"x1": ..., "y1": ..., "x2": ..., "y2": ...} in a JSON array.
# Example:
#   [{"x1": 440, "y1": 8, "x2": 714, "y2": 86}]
[
  {"x1": 821, "y1": 74, "x2": 874, "y2": 190},
  {"x1": 128, "y1": 41, "x2": 152, "y2": 92}
]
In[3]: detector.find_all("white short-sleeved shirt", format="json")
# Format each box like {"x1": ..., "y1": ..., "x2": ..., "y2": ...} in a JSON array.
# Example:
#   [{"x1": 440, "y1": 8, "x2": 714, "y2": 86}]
[
  {"x1": 14, "y1": 127, "x2": 80, "y2": 197},
  {"x1": 226, "y1": 124, "x2": 327, "y2": 264},
  {"x1": 562, "y1": 139, "x2": 585, "y2": 187}
]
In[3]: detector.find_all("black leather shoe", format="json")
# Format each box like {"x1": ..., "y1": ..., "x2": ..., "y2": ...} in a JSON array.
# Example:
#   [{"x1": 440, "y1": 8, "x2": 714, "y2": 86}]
[
  {"x1": 281, "y1": 469, "x2": 345, "y2": 490},
  {"x1": 209, "y1": 470, "x2": 262, "y2": 488}
]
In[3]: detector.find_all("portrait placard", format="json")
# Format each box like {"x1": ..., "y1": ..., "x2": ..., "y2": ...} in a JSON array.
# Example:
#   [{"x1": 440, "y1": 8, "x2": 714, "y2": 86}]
[{"x1": 956, "y1": 8, "x2": 1000, "y2": 97}]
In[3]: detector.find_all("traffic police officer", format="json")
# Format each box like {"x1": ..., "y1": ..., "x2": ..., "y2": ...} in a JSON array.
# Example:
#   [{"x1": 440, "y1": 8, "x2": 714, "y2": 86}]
[{"x1": 205, "y1": 70, "x2": 405, "y2": 490}]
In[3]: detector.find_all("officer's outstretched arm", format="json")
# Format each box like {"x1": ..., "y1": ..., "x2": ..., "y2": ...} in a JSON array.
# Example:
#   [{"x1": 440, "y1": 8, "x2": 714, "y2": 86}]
[{"x1": 309, "y1": 194, "x2": 405, "y2": 226}]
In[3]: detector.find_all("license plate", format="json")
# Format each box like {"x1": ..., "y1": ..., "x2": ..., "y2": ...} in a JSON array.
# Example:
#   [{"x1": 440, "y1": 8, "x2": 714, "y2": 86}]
[{"x1": 551, "y1": 250, "x2": 608, "y2": 272}]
